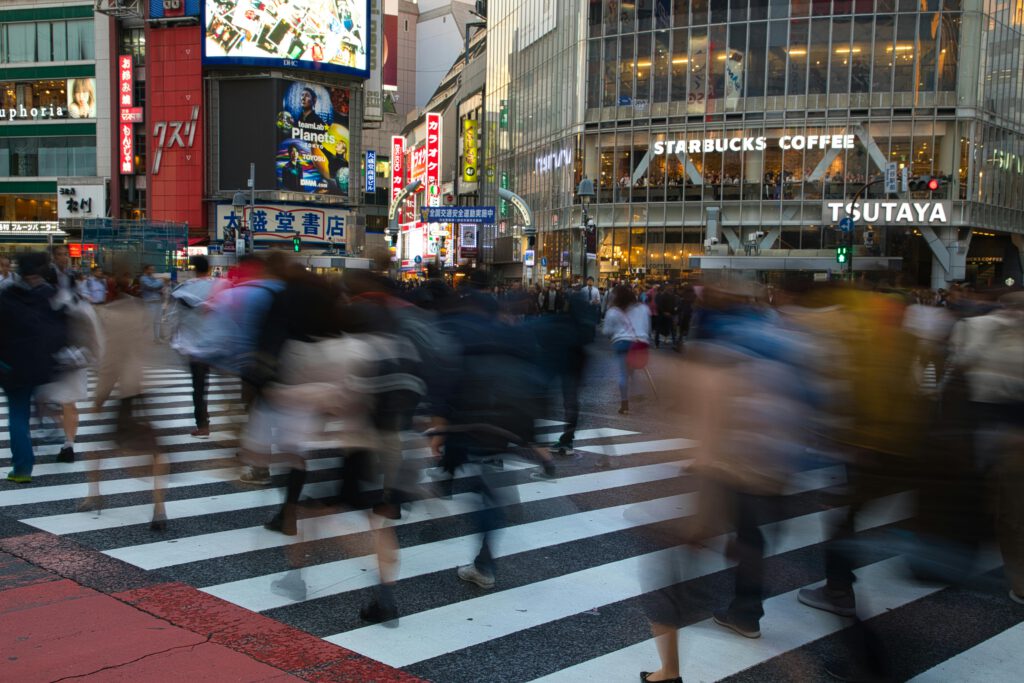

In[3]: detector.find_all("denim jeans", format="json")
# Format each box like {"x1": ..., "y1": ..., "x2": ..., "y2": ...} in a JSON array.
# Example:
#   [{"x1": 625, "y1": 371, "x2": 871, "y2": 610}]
[
  {"x1": 612, "y1": 339, "x2": 632, "y2": 401},
  {"x1": 4, "y1": 386, "x2": 35, "y2": 476}
]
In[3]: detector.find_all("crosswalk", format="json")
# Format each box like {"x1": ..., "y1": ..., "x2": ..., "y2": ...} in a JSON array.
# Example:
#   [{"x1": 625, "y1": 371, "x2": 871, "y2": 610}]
[{"x1": 2, "y1": 366, "x2": 1022, "y2": 681}]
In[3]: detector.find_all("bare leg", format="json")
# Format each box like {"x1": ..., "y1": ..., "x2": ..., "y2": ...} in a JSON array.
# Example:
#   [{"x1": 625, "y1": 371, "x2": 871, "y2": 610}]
[
  {"x1": 646, "y1": 621, "x2": 681, "y2": 681},
  {"x1": 150, "y1": 451, "x2": 168, "y2": 530},
  {"x1": 61, "y1": 403, "x2": 79, "y2": 442}
]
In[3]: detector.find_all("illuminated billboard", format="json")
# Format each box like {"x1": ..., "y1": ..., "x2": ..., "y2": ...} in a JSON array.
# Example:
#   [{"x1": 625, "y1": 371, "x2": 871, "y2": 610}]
[
  {"x1": 204, "y1": 0, "x2": 370, "y2": 78},
  {"x1": 276, "y1": 80, "x2": 351, "y2": 195}
]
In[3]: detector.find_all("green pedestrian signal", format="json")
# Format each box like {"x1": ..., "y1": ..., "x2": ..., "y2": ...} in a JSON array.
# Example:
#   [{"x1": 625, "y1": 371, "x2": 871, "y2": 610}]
[
  {"x1": 292, "y1": 235, "x2": 301, "y2": 252},
  {"x1": 835, "y1": 245, "x2": 849, "y2": 264}
]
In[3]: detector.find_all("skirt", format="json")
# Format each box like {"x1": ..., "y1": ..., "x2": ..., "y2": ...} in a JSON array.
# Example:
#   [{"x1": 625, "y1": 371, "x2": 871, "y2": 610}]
[{"x1": 39, "y1": 368, "x2": 88, "y2": 405}]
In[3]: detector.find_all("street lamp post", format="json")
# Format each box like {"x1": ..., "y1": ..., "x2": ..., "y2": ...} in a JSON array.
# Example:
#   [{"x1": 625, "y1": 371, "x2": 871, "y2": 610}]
[
  {"x1": 231, "y1": 163, "x2": 256, "y2": 256},
  {"x1": 576, "y1": 176, "x2": 595, "y2": 284}
]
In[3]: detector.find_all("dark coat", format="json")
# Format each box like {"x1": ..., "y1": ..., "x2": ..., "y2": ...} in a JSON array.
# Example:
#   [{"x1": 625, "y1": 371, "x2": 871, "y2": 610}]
[{"x1": 0, "y1": 281, "x2": 68, "y2": 389}]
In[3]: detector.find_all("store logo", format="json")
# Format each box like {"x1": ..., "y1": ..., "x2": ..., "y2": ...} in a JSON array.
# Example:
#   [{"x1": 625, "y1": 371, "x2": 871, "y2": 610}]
[
  {"x1": 824, "y1": 201, "x2": 951, "y2": 225},
  {"x1": 535, "y1": 148, "x2": 572, "y2": 174},
  {"x1": 152, "y1": 105, "x2": 199, "y2": 174}
]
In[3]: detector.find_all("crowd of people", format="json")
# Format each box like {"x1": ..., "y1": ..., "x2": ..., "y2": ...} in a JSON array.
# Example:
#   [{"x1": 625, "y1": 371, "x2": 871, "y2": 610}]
[{"x1": 1, "y1": 246, "x2": 1022, "y2": 680}]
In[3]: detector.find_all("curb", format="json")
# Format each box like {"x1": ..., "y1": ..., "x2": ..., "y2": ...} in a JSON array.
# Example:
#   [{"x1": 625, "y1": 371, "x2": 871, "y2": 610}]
[{"x1": 0, "y1": 531, "x2": 424, "y2": 682}]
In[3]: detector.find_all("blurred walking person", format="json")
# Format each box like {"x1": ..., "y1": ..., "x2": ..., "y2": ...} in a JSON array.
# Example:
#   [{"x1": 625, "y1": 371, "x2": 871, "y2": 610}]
[
  {"x1": 0, "y1": 253, "x2": 68, "y2": 483},
  {"x1": 168, "y1": 256, "x2": 218, "y2": 439},
  {"x1": 81, "y1": 270, "x2": 168, "y2": 529},
  {"x1": 138, "y1": 264, "x2": 167, "y2": 342},
  {"x1": 603, "y1": 285, "x2": 651, "y2": 415},
  {"x1": 951, "y1": 291, "x2": 1024, "y2": 604}
]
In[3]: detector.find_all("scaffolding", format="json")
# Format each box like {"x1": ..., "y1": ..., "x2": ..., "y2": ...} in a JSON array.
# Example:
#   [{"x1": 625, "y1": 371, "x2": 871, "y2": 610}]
[{"x1": 80, "y1": 219, "x2": 189, "y2": 274}]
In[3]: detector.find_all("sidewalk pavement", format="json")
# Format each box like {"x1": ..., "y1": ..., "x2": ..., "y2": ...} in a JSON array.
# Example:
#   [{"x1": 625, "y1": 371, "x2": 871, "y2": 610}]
[{"x1": 0, "y1": 530, "x2": 421, "y2": 682}]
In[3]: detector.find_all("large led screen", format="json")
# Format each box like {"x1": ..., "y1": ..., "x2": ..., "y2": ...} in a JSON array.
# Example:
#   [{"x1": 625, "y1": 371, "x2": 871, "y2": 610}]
[
  {"x1": 204, "y1": 0, "x2": 369, "y2": 78},
  {"x1": 276, "y1": 80, "x2": 351, "y2": 195}
]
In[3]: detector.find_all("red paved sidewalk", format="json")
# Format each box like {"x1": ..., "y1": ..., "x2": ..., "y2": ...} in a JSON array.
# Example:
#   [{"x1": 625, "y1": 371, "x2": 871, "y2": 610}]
[{"x1": 0, "y1": 533, "x2": 423, "y2": 682}]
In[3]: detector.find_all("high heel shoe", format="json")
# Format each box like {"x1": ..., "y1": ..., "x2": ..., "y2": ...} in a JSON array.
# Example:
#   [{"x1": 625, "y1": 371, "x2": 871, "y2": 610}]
[
  {"x1": 640, "y1": 673, "x2": 682, "y2": 683},
  {"x1": 77, "y1": 496, "x2": 105, "y2": 513}
]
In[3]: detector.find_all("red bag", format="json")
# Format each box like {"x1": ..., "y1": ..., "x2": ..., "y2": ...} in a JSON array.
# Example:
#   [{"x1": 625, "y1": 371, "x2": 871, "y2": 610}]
[{"x1": 626, "y1": 341, "x2": 649, "y2": 370}]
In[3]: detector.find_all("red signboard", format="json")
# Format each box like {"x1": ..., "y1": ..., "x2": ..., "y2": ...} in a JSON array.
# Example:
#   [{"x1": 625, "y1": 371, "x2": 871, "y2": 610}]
[
  {"x1": 145, "y1": 24, "x2": 205, "y2": 231},
  {"x1": 120, "y1": 123, "x2": 134, "y2": 174},
  {"x1": 118, "y1": 55, "x2": 133, "y2": 109},
  {"x1": 391, "y1": 135, "x2": 404, "y2": 205},
  {"x1": 426, "y1": 112, "x2": 441, "y2": 207},
  {"x1": 118, "y1": 55, "x2": 134, "y2": 175},
  {"x1": 120, "y1": 106, "x2": 144, "y2": 123}
]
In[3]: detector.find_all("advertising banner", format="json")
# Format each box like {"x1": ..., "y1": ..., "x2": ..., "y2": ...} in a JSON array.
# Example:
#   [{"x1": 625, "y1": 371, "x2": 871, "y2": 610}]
[
  {"x1": 687, "y1": 34, "x2": 708, "y2": 114},
  {"x1": 118, "y1": 55, "x2": 134, "y2": 175},
  {"x1": 364, "y1": 0, "x2": 383, "y2": 121},
  {"x1": 724, "y1": 49, "x2": 744, "y2": 110},
  {"x1": 365, "y1": 150, "x2": 376, "y2": 193},
  {"x1": 276, "y1": 80, "x2": 351, "y2": 195},
  {"x1": 459, "y1": 223, "x2": 478, "y2": 259},
  {"x1": 426, "y1": 206, "x2": 495, "y2": 224},
  {"x1": 150, "y1": 0, "x2": 200, "y2": 19},
  {"x1": 67, "y1": 78, "x2": 96, "y2": 119},
  {"x1": 390, "y1": 136, "x2": 405, "y2": 204},
  {"x1": 462, "y1": 119, "x2": 479, "y2": 183},
  {"x1": 383, "y1": 13, "x2": 398, "y2": 89},
  {"x1": 57, "y1": 185, "x2": 105, "y2": 219},
  {"x1": 204, "y1": 0, "x2": 370, "y2": 78},
  {"x1": 426, "y1": 112, "x2": 441, "y2": 206},
  {"x1": 215, "y1": 203, "x2": 349, "y2": 242},
  {"x1": 147, "y1": 24, "x2": 205, "y2": 229}
]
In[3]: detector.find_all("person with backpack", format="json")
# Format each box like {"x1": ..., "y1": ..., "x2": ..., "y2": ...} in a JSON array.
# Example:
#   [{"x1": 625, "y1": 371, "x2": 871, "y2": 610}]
[
  {"x1": 168, "y1": 256, "x2": 218, "y2": 439},
  {"x1": 0, "y1": 252, "x2": 68, "y2": 483},
  {"x1": 540, "y1": 282, "x2": 599, "y2": 455}
]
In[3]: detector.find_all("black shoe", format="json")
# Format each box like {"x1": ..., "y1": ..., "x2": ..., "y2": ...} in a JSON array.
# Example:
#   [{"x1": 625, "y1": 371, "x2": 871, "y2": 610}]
[
  {"x1": 640, "y1": 673, "x2": 682, "y2": 683},
  {"x1": 150, "y1": 513, "x2": 167, "y2": 532},
  {"x1": 264, "y1": 511, "x2": 297, "y2": 536},
  {"x1": 712, "y1": 610, "x2": 761, "y2": 638},
  {"x1": 359, "y1": 600, "x2": 399, "y2": 627},
  {"x1": 57, "y1": 445, "x2": 75, "y2": 463}
]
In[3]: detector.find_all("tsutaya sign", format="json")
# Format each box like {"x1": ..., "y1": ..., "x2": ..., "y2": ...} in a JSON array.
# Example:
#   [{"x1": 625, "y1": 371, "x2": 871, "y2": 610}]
[
  {"x1": 654, "y1": 134, "x2": 856, "y2": 155},
  {"x1": 824, "y1": 201, "x2": 952, "y2": 225}
]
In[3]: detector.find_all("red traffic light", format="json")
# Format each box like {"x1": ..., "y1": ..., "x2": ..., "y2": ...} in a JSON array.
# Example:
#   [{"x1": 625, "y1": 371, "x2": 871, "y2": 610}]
[{"x1": 927, "y1": 177, "x2": 940, "y2": 191}]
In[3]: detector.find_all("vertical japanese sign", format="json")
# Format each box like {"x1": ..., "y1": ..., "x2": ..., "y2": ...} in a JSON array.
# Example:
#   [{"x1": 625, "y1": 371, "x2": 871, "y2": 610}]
[
  {"x1": 365, "y1": 150, "x2": 377, "y2": 193},
  {"x1": 426, "y1": 112, "x2": 441, "y2": 207},
  {"x1": 118, "y1": 55, "x2": 134, "y2": 174},
  {"x1": 462, "y1": 119, "x2": 479, "y2": 183},
  {"x1": 390, "y1": 136, "x2": 405, "y2": 205}
]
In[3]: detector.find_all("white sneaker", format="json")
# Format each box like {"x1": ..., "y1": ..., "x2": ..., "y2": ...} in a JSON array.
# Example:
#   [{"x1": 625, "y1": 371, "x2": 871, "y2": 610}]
[
  {"x1": 457, "y1": 564, "x2": 495, "y2": 589},
  {"x1": 238, "y1": 467, "x2": 271, "y2": 486}
]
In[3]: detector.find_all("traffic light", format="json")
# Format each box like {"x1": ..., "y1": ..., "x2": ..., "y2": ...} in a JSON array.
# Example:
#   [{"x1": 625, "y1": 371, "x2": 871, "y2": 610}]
[
  {"x1": 292, "y1": 235, "x2": 301, "y2": 252},
  {"x1": 910, "y1": 175, "x2": 940, "y2": 192},
  {"x1": 836, "y1": 245, "x2": 849, "y2": 264}
]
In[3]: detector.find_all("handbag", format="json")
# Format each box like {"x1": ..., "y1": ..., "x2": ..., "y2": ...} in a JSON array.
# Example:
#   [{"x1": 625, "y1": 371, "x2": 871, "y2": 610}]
[{"x1": 622, "y1": 312, "x2": 650, "y2": 370}]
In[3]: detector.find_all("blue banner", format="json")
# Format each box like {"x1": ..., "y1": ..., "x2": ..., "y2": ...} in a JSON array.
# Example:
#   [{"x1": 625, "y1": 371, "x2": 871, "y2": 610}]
[
  {"x1": 426, "y1": 206, "x2": 496, "y2": 224},
  {"x1": 365, "y1": 150, "x2": 376, "y2": 193},
  {"x1": 150, "y1": 0, "x2": 200, "y2": 19}
]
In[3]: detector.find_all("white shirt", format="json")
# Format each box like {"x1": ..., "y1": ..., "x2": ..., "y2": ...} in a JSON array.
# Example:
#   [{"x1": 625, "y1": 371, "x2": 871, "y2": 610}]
[
  {"x1": 603, "y1": 304, "x2": 651, "y2": 344},
  {"x1": 583, "y1": 285, "x2": 601, "y2": 306}
]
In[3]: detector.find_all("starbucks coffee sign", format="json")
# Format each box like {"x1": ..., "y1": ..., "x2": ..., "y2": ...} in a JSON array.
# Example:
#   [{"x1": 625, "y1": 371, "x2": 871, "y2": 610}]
[{"x1": 824, "y1": 201, "x2": 952, "y2": 225}]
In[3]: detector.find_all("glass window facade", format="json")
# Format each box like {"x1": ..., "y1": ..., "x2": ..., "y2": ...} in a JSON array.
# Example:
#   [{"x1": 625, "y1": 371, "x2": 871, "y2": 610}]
[
  {"x1": 0, "y1": 194, "x2": 57, "y2": 221},
  {"x1": 0, "y1": 19, "x2": 94, "y2": 63},
  {"x1": 0, "y1": 136, "x2": 97, "y2": 177},
  {"x1": 484, "y1": 0, "x2": 1024, "y2": 282},
  {"x1": 1, "y1": 79, "x2": 73, "y2": 119}
]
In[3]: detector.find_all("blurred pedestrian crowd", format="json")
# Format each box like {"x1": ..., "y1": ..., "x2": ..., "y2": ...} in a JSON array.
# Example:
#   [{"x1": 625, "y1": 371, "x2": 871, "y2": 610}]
[{"x1": 1, "y1": 247, "x2": 1022, "y2": 680}]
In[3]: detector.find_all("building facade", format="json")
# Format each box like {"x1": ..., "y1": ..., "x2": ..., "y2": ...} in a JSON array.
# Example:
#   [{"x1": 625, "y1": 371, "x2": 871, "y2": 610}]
[
  {"x1": 0, "y1": 0, "x2": 111, "y2": 255},
  {"x1": 482, "y1": 0, "x2": 1024, "y2": 289}
]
